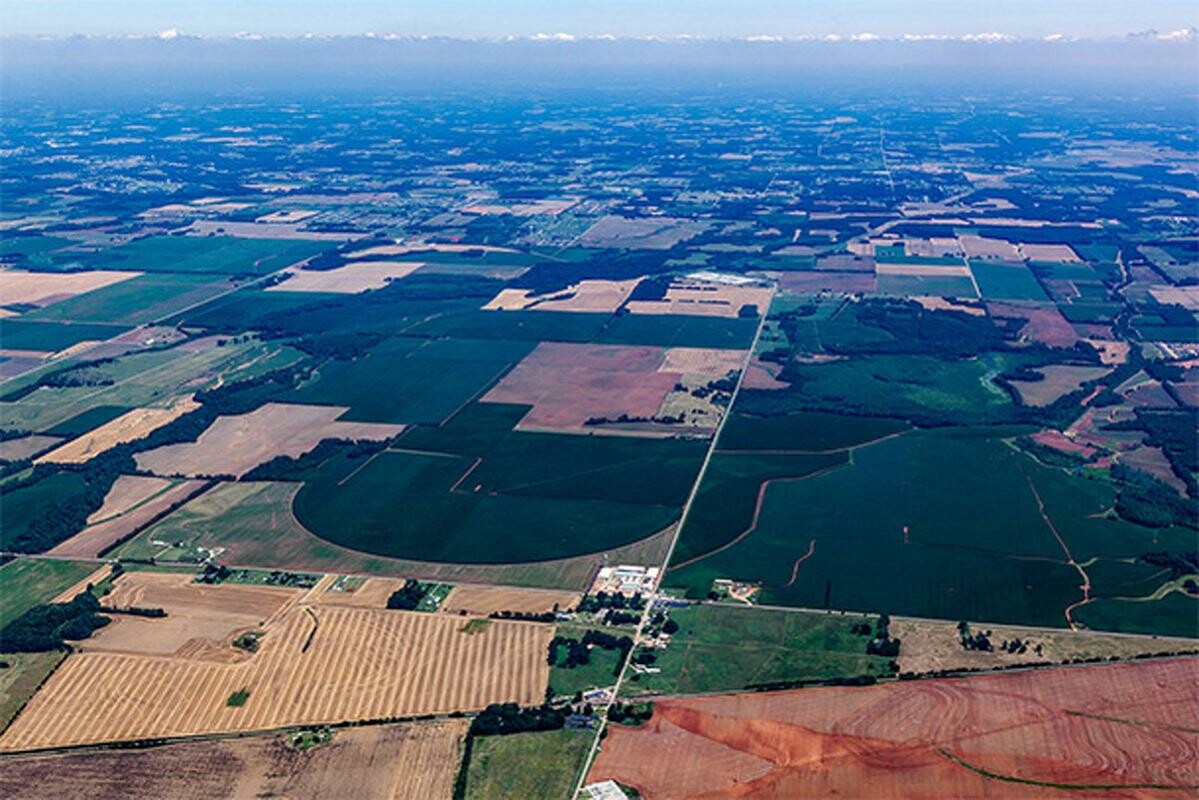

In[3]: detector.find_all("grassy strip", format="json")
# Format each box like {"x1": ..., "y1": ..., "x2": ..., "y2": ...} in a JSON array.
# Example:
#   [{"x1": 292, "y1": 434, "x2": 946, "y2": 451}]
[{"x1": 937, "y1": 748, "x2": 1199, "y2": 792}]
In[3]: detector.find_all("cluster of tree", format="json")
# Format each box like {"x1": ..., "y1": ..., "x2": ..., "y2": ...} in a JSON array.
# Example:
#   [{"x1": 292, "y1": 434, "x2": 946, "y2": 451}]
[
  {"x1": 608, "y1": 702, "x2": 654, "y2": 726},
  {"x1": 849, "y1": 621, "x2": 873, "y2": 636},
  {"x1": 604, "y1": 610, "x2": 641, "y2": 626},
  {"x1": 290, "y1": 330, "x2": 386, "y2": 361},
  {"x1": 1138, "y1": 551, "x2": 1199, "y2": 580},
  {"x1": 0, "y1": 591, "x2": 110, "y2": 652},
  {"x1": 1107, "y1": 409, "x2": 1198, "y2": 496},
  {"x1": 100, "y1": 606, "x2": 166, "y2": 618},
  {"x1": 957, "y1": 621, "x2": 994, "y2": 652},
  {"x1": 548, "y1": 630, "x2": 634, "y2": 677},
  {"x1": 827, "y1": 299, "x2": 1010, "y2": 359},
  {"x1": 469, "y1": 703, "x2": 568, "y2": 737},
  {"x1": 1111, "y1": 464, "x2": 1197, "y2": 530},
  {"x1": 386, "y1": 579, "x2": 429, "y2": 611},
  {"x1": 632, "y1": 649, "x2": 657, "y2": 665},
  {"x1": 244, "y1": 437, "x2": 390, "y2": 482},
  {"x1": 998, "y1": 637, "x2": 1041, "y2": 656},
  {"x1": 866, "y1": 613, "x2": 901, "y2": 658},
  {"x1": 584, "y1": 412, "x2": 685, "y2": 426},
  {"x1": 197, "y1": 564, "x2": 232, "y2": 584},
  {"x1": 577, "y1": 592, "x2": 646, "y2": 613},
  {"x1": 0, "y1": 357, "x2": 115, "y2": 402},
  {"x1": 643, "y1": 611, "x2": 679, "y2": 637},
  {"x1": 747, "y1": 674, "x2": 878, "y2": 692}
]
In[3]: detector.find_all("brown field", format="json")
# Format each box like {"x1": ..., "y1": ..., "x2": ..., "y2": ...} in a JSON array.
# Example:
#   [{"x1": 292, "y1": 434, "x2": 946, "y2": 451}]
[
  {"x1": 913, "y1": 296, "x2": 985, "y2": 316},
  {"x1": 987, "y1": 301, "x2": 1078, "y2": 348},
  {"x1": 134, "y1": 402, "x2": 403, "y2": 478},
  {"x1": 315, "y1": 577, "x2": 407, "y2": 609},
  {"x1": 0, "y1": 596, "x2": 549, "y2": 751},
  {"x1": 891, "y1": 616, "x2": 1197, "y2": 675},
  {"x1": 0, "y1": 719, "x2": 467, "y2": 800},
  {"x1": 483, "y1": 277, "x2": 642, "y2": 313},
  {"x1": 905, "y1": 237, "x2": 964, "y2": 258},
  {"x1": 37, "y1": 396, "x2": 200, "y2": 465},
  {"x1": 1020, "y1": 243, "x2": 1082, "y2": 263},
  {"x1": 1148, "y1": 285, "x2": 1199, "y2": 311},
  {"x1": 483, "y1": 342, "x2": 680, "y2": 431},
  {"x1": 267, "y1": 261, "x2": 423, "y2": 294},
  {"x1": 0, "y1": 269, "x2": 141, "y2": 307},
  {"x1": 88, "y1": 475, "x2": 174, "y2": 523},
  {"x1": 441, "y1": 585, "x2": 582, "y2": 616},
  {"x1": 577, "y1": 215, "x2": 709, "y2": 250},
  {"x1": 50, "y1": 477, "x2": 208, "y2": 558},
  {"x1": 589, "y1": 658, "x2": 1199, "y2": 799},
  {"x1": 625, "y1": 278, "x2": 773, "y2": 319},
  {"x1": 959, "y1": 234, "x2": 1021, "y2": 260},
  {"x1": 778, "y1": 271, "x2": 877, "y2": 294},
  {"x1": 0, "y1": 434, "x2": 61, "y2": 462},
  {"x1": 83, "y1": 571, "x2": 301, "y2": 662},
  {"x1": 1009, "y1": 365, "x2": 1111, "y2": 407},
  {"x1": 1087, "y1": 338, "x2": 1132, "y2": 365},
  {"x1": 875, "y1": 262, "x2": 972, "y2": 276}
]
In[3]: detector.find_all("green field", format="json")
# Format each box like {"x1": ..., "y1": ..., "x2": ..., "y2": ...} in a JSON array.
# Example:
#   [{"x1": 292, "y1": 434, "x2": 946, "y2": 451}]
[
  {"x1": 0, "y1": 557, "x2": 97, "y2": 626},
  {"x1": 877, "y1": 273, "x2": 978, "y2": 298},
  {"x1": 668, "y1": 428, "x2": 1194, "y2": 633},
  {"x1": 549, "y1": 625, "x2": 627, "y2": 697},
  {"x1": 718, "y1": 411, "x2": 909, "y2": 452},
  {"x1": 969, "y1": 261, "x2": 1050, "y2": 301},
  {"x1": 26, "y1": 273, "x2": 235, "y2": 326},
  {"x1": 0, "y1": 320, "x2": 129, "y2": 352},
  {"x1": 625, "y1": 603, "x2": 895, "y2": 695},
  {"x1": 96, "y1": 236, "x2": 333, "y2": 275},
  {"x1": 464, "y1": 728, "x2": 594, "y2": 800},
  {"x1": 286, "y1": 336, "x2": 534, "y2": 424},
  {"x1": 0, "y1": 650, "x2": 67, "y2": 733}
]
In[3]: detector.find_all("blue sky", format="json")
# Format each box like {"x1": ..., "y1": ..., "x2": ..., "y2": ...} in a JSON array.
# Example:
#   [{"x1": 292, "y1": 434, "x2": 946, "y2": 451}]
[{"x1": 2, "y1": 0, "x2": 1195, "y2": 39}]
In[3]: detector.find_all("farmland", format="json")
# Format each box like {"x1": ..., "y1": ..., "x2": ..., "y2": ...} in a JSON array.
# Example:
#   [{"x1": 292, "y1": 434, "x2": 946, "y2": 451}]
[
  {"x1": 464, "y1": 728, "x2": 594, "y2": 800},
  {"x1": 0, "y1": 557, "x2": 98, "y2": 626},
  {"x1": 0, "y1": 581, "x2": 550, "y2": 750},
  {"x1": 0, "y1": 719, "x2": 467, "y2": 799},
  {"x1": 589, "y1": 658, "x2": 1199, "y2": 798}
]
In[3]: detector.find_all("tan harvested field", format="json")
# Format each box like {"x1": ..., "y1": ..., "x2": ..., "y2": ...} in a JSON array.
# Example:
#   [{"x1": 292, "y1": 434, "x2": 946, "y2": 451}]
[
  {"x1": 1086, "y1": 338, "x2": 1131, "y2": 365},
  {"x1": 0, "y1": 599, "x2": 549, "y2": 751},
  {"x1": 0, "y1": 719, "x2": 467, "y2": 800},
  {"x1": 51, "y1": 478, "x2": 208, "y2": 558},
  {"x1": 589, "y1": 658, "x2": 1199, "y2": 799},
  {"x1": 441, "y1": 585, "x2": 582, "y2": 616},
  {"x1": 0, "y1": 269, "x2": 141, "y2": 306},
  {"x1": 37, "y1": 396, "x2": 200, "y2": 465},
  {"x1": 134, "y1": 402, "x2": 403, "y2": 478},
  {"x1": 891, "y1": 616, "x2": 1198, "y2": 675},
  {"x1": 913, "y1": 296, "x2": 985, "y2": 316},
  {"x1": 777, "y1": 271, "x2": 877, "y2": 294},
  {"x1": 483, "y1": 277, "x2": 642, "y2": 313},
  {"x1": 0, "y1": 434, "x2": 61, "y2": 462},
  {"x1": 959, "y1": 234, "x2": 1021, "y2": 260},
  {"x1": 875, "y1": 262, "x2": 972, "y2": 276},
  {"x1": 578, "y1": 215, "x2": 708, "y2": 250},
  {"x1": 626, "y1": 278, "x2": 772, "y2": 318},
  {"x1": 1148, "y1": 285, "x2": 1199, "y2": 311},
  {"x1": 463, "y1": 198, "x2": 577, "y2": 216},
  {"x1": 88, "y1": 475, "x2": 174, "y2": 523},
  {"x1": 314, "y1": 577, "x2": 406, "y2": 609},
  {"x1": 84, "y1": 571, "x2": 301, "y2": 662},
  {"x1": 268, "y1": 260, "x2": 423, "y2": 293},
  {"x1": 1009, "y1": 364, "x2": 1112, "y2": 406},
  {"x1": 1020, "y1": 243, "x2": 1082, "y2": 262},
  {"x1": 905, "y1": 237, "x2": 964, "y2": 258},
  {"x1": 659, "y1": 346, "x2": 745, "y2": 375}
]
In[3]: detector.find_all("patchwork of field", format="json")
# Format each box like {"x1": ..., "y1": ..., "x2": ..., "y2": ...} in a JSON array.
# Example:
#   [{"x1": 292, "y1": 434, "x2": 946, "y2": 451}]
[
  {"x1": 626, "y1": 277, "x2": 773, "y2": 319},
  {"x1": 135, "y1": 402, "x2": 403, "y2": 478},
  {"x1": 577, "y1": 215, "x2": 709, "y2": 250},
  {"x1": 0, "y1": 719, "x2": 467, "y2": 800},
  {"x1": 119, "y1": 479, "x2": 678, "y2": 590},
  {"x1": 589, "y1": 658, "x2": 1199, "y2": 798},
  {"x1": 0, "y1": 594, "x2": 550, "y2": 750},
  {"x1": 50, "y1": 476, "x2": 208, "y2": 558},
  {"x1": 36, "y1": 395, "x2": 199, "y2": 464},
  {"x1": 269, "y1": 260, "x2": 423, "y2": 293}
]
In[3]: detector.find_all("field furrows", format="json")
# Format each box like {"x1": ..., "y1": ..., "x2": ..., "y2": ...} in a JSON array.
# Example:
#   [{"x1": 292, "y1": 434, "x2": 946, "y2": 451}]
[{"x1": 0, "y1": 606, "x2": 549, "y2": 751}]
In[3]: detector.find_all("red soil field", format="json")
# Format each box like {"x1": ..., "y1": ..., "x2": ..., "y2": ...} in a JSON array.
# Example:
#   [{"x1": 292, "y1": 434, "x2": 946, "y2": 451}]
[
  {"x1": 777, "y1": 271, "x2": 877, "y2": 294},
  {"x1": 987, "y1": 301, "x2": 1079, "y2": 348},
  {"x1": 589, "y1": 658, "x2": 1199, "y2": 799}
]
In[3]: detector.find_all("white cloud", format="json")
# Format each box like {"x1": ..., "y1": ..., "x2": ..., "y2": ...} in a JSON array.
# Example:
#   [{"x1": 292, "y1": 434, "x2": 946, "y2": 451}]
[
  {"x1": 529, "y1": 32, "x2": 576, "y2": 42},
  {"x1": 850, "y1": 32, "x2": 880, "y2": 42},
  {"x1": 157, "y1": 28, "x2": 180, "y2": 41},
  {"x1": 745, "y1": 34, "x2": 784, "y2": 42},
  {"x1": 1157, "y1": 28, "x2": 1195, "y2": 41},
  {"x1": 960, "y1": 32, "x2": 1016, "y2": 43}
]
